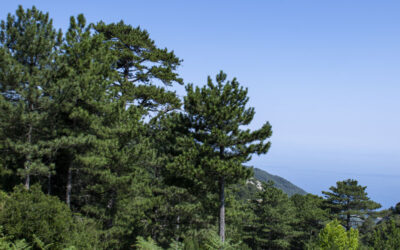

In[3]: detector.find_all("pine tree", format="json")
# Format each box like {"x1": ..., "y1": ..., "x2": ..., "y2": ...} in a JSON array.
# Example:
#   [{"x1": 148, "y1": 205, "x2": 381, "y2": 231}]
[
  {"x1": 94, "y1": 21, "x2": 183, "y2": 118},
  {"x1": 147, "y1": 110, "x2": 220, "y2": 246},
  {"x1": 54, "y1": 16, "x2": 175, "y2": 249},
  {"x1": 44, "y1": 13, "x2": 121, "y2": 209},
  {"x1": 0, "y1": 5, "x2": 62, "y2": 189},
  {"x1": 290, "y1": 194, "x2": 330, "y2": 249},
  {"x1": 168, "y1": 71, "x2": 272, "y2": 242},
  {"x1": 244, "y1": 181, "x2": 299, "y2": 250},
  {"x1": 323, "y1": 179, "x2": 381, "y2": 230}
]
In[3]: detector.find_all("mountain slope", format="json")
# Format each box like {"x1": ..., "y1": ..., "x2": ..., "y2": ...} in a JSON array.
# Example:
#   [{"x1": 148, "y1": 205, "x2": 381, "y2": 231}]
[
  {"x1": 253, "y1": 168, "x2": 307, "y2": 196},
  {"x1": 236, "y1": 168, "x2": 307, "y2": 200}
]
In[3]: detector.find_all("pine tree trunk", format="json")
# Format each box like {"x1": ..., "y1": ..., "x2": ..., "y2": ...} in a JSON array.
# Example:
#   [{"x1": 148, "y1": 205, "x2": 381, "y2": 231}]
[
  {"x1": 48, "y1": 172, "x2": 52, "y2": 194},
  {"x1": 24, "y1": 172, "x2": 30, "y2": 190},
  {"x1": 219, "y1": 176, "x2": 225, "y2": 243},
  {"x1": 66, "y1": 165, "x2": 72, "y2": 207},
  {"x1": 66, "y1": 119, "x2": 76, "y2": 207},
  {"x1": 346, "y1": 213, "x2": 351, "y2": 230},
  {"x1": 106, "y1": 194, "x2": 115, "y2": 228},
  {"x1": 176, "y1": 215, "x2": 180, "y2": 242},
  {"x1": 124, "y1": 65, "x2": 129, "y2": 81},
  {"x1": 25, "y1": 123, "x2": 33, "y2": 190}
]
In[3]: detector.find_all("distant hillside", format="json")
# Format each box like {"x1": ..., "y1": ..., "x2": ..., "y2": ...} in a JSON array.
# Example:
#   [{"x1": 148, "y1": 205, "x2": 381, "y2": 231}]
[
  {"x1": 236, "y1": 168, "x2": 307, "y2": 200},
  {"x1": 253, "y1": 168, "x2": 307, "y2": 196}
]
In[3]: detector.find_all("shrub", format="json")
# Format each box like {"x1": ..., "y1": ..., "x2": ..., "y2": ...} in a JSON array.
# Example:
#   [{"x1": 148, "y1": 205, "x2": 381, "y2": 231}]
[
  {"x1": 0, "y1": 185, "x2": 100, "y2": 249},
  {"x1": 317, "y1": 219, "x2": 359, "y2": 250}
]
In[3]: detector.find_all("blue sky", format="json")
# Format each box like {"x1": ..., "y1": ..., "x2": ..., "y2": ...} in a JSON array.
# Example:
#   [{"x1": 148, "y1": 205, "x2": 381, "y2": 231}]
[{"x1": 2, "y1": 1, "x2": 400, "y2": 208}]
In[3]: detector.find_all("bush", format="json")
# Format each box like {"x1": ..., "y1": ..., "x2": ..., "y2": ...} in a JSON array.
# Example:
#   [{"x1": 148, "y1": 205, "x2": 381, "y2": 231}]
[
  {"x1": 317, "y1": 219, "x2": 359, "y2": 250},
  {"x1": 372, "y1": 219, "x2": 400, "y2": 249},
  {"x1": 0, "y1": 185, "x2": 100, "y2": 249},
  {"x1": 136, "y1": 236, "x2": 163, "y2": 250},
  {"x1": 183, "y1": 229, "x2": 248, "y2": 250}
]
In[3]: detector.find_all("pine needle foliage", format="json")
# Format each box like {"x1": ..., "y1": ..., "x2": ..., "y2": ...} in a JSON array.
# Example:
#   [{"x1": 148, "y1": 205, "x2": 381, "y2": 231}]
[
  {"x1": 167, "y1": 71, "x2": 272, "y2": 242},
  {"x1": 323, "y1": 179, "x2": 381, "y2": 230}
]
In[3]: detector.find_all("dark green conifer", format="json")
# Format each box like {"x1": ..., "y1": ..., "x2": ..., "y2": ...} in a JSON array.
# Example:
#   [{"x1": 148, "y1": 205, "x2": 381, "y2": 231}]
[
  {"x1": 244, "y1": 181, "x2": 299, "y2": 250},
  {"x1": 290, "y1": 194, "x2": 329, "y2": 249},
  {"x1": 323, "y1": 179, "x2": 381, "y2": 230},
  {"x1": 94, "y1": 21, "x2": 183, "y2": 117},
  {"x1": 0, "y1": 6, "x2": 62, "y2": 189},
  {"x1": 168, "y1": 71, "x2": 272, "y2": 242},
  {"x1": 47, "y1": 13, "x2": 120, "y2": 208}
]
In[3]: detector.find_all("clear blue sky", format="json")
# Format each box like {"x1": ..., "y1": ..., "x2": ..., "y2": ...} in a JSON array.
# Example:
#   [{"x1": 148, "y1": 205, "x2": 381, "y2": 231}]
[{"x1": 2, "y1": 1, "x2": 400, "y2": 208}]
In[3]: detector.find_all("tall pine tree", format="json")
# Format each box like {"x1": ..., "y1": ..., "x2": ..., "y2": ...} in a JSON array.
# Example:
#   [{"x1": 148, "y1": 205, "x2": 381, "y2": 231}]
[
  {"x1": 168, "y1": 71, "x2": 272, "y2": 242},
  {"x1": 323, "y1": 179, "x2": 381, "y2": 230},
  {"x1": 0, "y1": 5, "x2": 62, "y2": 189}
]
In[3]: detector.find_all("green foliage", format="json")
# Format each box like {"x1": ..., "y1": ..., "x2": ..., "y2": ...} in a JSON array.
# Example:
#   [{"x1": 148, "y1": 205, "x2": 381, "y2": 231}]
[
  {"x1": 167, "y1": 240, "x2": 185, "y2": 250},
  {"x1": 168, "y1": 71, "x2": 272, "y2": 188},
  {"x1": 167, "y1": 71, "x2": 272, "y2": 241},
  {"x1": 291, "y1": 194, "x2": 330, "y2": 249},
  {"x1": 357, "y1": 202, "x2": 400, "y2": 249},
  {"x1": 94, "y1": 20, "x2": 183, "y2": 118},
  {"x1": 0, "y1": 185, "x2": 73, "y2": 247},
  {"x1": 183, "y1": 229, "x2": 246, "y2": 250},
  {"x1": 136, "y1": 236, "x2": 163, "y2": 250},
  {"x1": 323, "y1": 179, "x2": 381, "y2": 230},
  {"x1": 0, "y1": 5, "x2": 62, "y2": 189},
  {"x1": 394, "y1": 202, "x2": 400, "y2": 214},
  {"x1": 135, "y1": 230, "x2": 249, "y2": 250},
  {"x1": 0, "y1": 185, "x2": 100, "y2": 249},
  {"x1": 244, "y1": 181, "x2": 299, "y2": 249},
  {"x1": 183, "y1": 71, "x2": 271, "y2": 182},
  {"x1": 371, "y1": 219, "x2": 400, "y2": 249},
  {"x1": 225, "y1": 187, "x2": 255, "y2": 244},
  {"x1": 317, "y1": 219, "x2": 359, "y2": 250},
  {"x1": 0, "y1": 227, "x2": 31, "y2": 250},
  {"x1": 200, "y1": 230, "x2": 241, "y2": 250}
]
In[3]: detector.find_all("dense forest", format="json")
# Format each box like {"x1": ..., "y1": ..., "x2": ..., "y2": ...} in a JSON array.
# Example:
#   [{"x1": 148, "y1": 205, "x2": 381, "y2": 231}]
[{"x1": 0, "y1": 6, "x2": 399, "y2": 250}]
